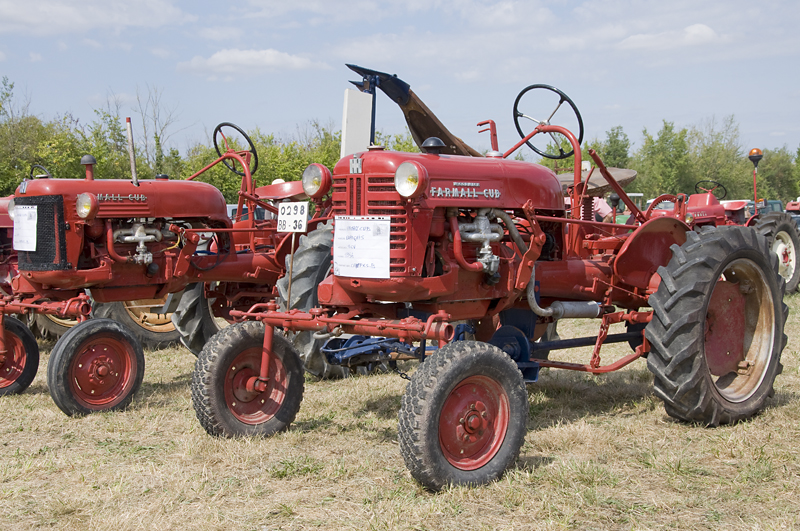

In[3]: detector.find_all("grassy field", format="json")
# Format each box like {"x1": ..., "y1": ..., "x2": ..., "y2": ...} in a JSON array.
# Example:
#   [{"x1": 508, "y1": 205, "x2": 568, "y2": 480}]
[{"x1": 2, "y1": 295, "x2": 800, "y2": 530}]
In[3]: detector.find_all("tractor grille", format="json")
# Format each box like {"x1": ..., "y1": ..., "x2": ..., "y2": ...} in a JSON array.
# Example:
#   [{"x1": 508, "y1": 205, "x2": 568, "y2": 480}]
[
  {"x1": 15, "y1": 195, "x2": 71, "y2": 271},
  {"x1": 332, "y1": 173, "x2": 409, "y2": 274}
]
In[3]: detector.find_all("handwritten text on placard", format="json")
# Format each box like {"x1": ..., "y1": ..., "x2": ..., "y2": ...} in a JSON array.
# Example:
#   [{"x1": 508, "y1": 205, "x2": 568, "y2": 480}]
[{"x1": 333, "y1": 216, "x2": 390, "y2": 279}]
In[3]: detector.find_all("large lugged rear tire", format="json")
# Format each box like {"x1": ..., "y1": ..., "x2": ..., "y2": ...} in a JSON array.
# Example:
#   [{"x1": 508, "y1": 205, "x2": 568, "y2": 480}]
[
  {"x1": 276, "y1": 221, "x2": 350, "y2": 379},
  {"x1": 171, "y1": 283, "x2": 227, "y2": 356},
  {"x1": 28, "y1": 312, "x2": 75, "y2": 340},
  {"x1": 191, "y1": 321, "x2": 304, "y2": 437},
  {"x1": 0, "y1": 317, "x2": 40, "y2": 396},
  {"x1": 398, "y1": 341, "x2": 529, "y2": 491},
  {"x1": 646, "y1": 226, "x2": 786, "y2": 426},
  {"x1": 93, "y1": 299, "x2": 181, "y2": 350},
  {"x1": 754, "y1": 211, "x2": 800, "y2": 293}
]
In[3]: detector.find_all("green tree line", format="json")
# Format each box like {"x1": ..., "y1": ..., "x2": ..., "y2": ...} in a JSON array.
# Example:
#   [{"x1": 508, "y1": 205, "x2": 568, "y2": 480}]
[{"x1": 3, "y1": 75, "x2": 798, "y2": 204}]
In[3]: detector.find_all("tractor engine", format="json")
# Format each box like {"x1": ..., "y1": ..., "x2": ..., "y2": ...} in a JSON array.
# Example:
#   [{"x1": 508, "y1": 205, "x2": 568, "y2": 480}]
[
  {"x1": 10, "y1": 169, "x2": 230, "y2": 298},
  {"x1": 319, "y1": 145, "x2": 565, "y2": 320}
]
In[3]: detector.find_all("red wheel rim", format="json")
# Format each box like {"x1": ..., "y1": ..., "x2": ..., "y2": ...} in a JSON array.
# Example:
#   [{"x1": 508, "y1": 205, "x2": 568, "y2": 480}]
[
  {"x1": 223, "y1": 347, "x2": 287, "y2": 425},
  {"x1": 68, "y1": 333, "x2": 137, "y2": 409},
  {"x1": 0, "y1": 328, "x2": 26, "y2": 388},
  {"x1": 439, "y1": 375, "x2": 510, "y2": 471}
]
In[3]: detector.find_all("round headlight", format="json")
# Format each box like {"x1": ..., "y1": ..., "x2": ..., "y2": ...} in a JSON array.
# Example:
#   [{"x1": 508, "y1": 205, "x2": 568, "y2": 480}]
[
  {"x1": 76, "y1": 193, "x2": 98, "y2": 219},
  {"x1": 302, "y1": 164, "x2": 332, "y2": 199},
  {"x1": 7, "y1": 198, "x2": 15, "y2": 221},
  {"x1": 394, "y1": 161, "x2": 428, "y2": 198}
]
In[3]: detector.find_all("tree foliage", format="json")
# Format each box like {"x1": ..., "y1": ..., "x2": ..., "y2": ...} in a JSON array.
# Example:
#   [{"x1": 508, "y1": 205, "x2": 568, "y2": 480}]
[{"x1": 2, "y1": 75, "x2": 799, "y2": 206}]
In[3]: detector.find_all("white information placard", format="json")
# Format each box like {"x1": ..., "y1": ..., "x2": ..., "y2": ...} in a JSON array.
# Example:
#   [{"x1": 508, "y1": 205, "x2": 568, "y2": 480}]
[
  {"x1": 13, "y1": 205, "x2": 38, "y2": 251},
  {"x1": 277, "y1": 202, "x2": 309, "y2": 233},
  {"x1": 333, "y1": 216, "x2": 391, "y2": 279}
]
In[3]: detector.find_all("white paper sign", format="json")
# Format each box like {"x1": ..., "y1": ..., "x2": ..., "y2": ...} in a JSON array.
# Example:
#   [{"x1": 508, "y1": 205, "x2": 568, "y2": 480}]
[
  {"x1": 13, "y1": 205, "x2": 38, "y2": 251},
  {"x1": 277, "y1": 202, "x2": 308, "y2": 233},
  {"x1": 333, "y1": 216, "x2": 391, "y2": 278}
]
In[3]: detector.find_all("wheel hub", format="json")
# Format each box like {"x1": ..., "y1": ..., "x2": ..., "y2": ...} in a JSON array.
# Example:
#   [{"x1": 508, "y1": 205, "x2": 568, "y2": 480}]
[
  {"x1": 439, "y1": 376, "x2": 510, "y2": 470},
  {"x1": 457, "y1": 401, "x2": 489, "y2": 441},
  {"x1": 705, "y1": 281, "x2": 746, "y2": 376},
  {"x1": 71, "y1": 340, "x2": 133, "y2": 403}
]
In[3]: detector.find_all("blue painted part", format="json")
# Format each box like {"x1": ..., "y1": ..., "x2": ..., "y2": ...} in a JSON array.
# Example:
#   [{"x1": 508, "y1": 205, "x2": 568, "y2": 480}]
[
  {"x1": 321, "y1": 335, "x2": 437, "y2": 367},
  {"x1": 453, "y1": 323, "x2": 475, "y2": 341},
  {"x1": 488, "y1": 325, "x2": 540, "y2": 382}
]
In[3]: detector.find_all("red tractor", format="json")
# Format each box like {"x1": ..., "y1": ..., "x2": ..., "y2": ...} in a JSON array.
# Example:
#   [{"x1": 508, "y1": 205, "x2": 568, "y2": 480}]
[
  {"x1": 190, "y1": 71, "x2": 787, "y2": 490},
  {"x1": 647, "y1": 148, "x2": 800, "y2": 292},
  {"x1": 0, "y1": 123, "x2": 333, "y2": 414}
]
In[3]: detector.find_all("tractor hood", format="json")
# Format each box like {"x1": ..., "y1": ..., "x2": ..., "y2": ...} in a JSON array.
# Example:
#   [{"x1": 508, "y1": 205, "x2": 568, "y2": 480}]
[
  {"x1": 14, "y1": 178, "x2": 230, "y2": 225},
  {"x1": 335, "y1": 149, "x2": 564, "y2": 211}
]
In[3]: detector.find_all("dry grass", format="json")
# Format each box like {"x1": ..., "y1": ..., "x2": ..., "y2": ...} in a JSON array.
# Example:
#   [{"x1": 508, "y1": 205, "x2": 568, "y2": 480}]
[{"x1": 3, "y1": 296, "x2": 800, "y2": 530}]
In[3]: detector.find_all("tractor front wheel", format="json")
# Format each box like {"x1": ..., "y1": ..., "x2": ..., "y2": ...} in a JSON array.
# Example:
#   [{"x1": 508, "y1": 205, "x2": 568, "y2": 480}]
[
  {"x1": 646, "y1": 226, "x2": 786, "y2": 425},
  {"x1": 191, "y1": 321, "x2": 304, "y2": 437},
  {"x1": 754, "y1": 211, "x2": 800, "y2": 292},
  {"x1": 0, "y1": 317, "x2": 40, "y2": 396},
  {"x1": 398, "y1": 341, "x2": 528, "y2": 490},
  {"x1": 47, "y1": 319, "x2": 145, "y2": 416}
]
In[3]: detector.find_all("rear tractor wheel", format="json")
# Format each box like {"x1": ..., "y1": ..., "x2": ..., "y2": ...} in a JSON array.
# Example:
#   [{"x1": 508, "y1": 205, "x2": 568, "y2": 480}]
[
  {"x1": 0, "y1": 317, "x2": 40, "y2": 396},
  {"x1": 47, "y1": 319, "x2": 145, "y2": 416},
  {"x1": 93, "y1": 299, "x2": 180, "y2": 350},
  {"x1": 171, "y1": 283, "x2": 229, "y2": 356},
  {"x1": 398, "y1": 341, "x2": 528, "y2": 490},
  {"x1": 191, "y1": 321, "x2": 304, "y2": 437},
  {"x1": 276, "y1": 221, "x2": 351, "y2": 379},
  {"x1": 646, "y1": 226, "x2": 786, "y2": 425},
  {"x1": 754, "y1": 211, "x2": 800, "y2": 293}
]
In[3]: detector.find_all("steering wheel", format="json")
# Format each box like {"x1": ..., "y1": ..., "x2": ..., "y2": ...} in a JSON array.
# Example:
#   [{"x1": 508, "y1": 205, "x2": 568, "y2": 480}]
[
  {"x1": 644, "y1": 193, "x2": 679, "y2": 220},
  {"x1": 213, "y1": 122, "x2": 259, "y2": 177},
  {"x1": 694, "y1": 180, "x2": 727, "y2": 200},
  {"x1": 29, "y1": 164, "x2": 52, "y2": 179},
  {"x1": 513, "y1": 84, "x2": 584, "y2": 159}
]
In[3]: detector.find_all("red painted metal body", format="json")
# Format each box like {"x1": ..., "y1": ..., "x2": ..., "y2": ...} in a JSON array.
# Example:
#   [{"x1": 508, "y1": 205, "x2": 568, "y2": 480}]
[
  {"x1": 240, "y1": 125, "x2": 692, "y2": 374},
  {"x1": 1, "y1": 148, "x2": 328, "y2": 337}
]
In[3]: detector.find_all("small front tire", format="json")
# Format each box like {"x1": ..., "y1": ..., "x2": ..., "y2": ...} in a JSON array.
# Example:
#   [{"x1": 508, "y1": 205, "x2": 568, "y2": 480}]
[
  {"x1": 0, "y1": 317, "x2": 40, "y2": 396},
  {"x1": 192, "y1": 322, "x2": 304, "y2": 437},
  {"x1": 398, "y1": 341, "x2": 528, "y2": 491},
  {"x1": 47, "y1": 319, "x2": 145, "y2": 416}
]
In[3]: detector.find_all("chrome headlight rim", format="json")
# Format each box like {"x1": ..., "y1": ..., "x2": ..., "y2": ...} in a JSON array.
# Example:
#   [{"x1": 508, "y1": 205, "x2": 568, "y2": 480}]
[
  {"x1": 394, "y1": 161, "x2": 428, "y2": 198},
  {"x1": 302, "y1": 164, "x2": 332, "y2": 199},
  {"x1": 76, "y1": 192, "x2": 98, "y2": 220}
]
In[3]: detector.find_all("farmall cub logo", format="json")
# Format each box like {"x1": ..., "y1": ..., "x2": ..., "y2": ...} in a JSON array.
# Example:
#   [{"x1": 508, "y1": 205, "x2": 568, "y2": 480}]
[
  {"x1": 429, "y1": 181, "x2": 501, "y2": 199},
  {"x1": 97, "y1": 193, "x2": 147, "y2": 202}
]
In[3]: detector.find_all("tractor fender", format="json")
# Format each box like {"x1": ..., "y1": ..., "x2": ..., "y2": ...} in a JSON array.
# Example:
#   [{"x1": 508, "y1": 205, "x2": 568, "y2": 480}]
[{"x1": 613, "y1": 216, "x2": 690, "y2": 290}]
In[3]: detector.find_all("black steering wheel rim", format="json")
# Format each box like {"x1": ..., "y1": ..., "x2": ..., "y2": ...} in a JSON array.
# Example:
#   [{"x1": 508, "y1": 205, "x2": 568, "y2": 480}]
[
  {"x1": 694, "y1": 180, "x2": 727, "y2": 200},
  {"x1": 213, "y1": 122, "x2": 259, "y2": 177},
  {"x1": 513, "y1": 84, "x2": 584, "y2": 160},
  {"x1": 29, "y1": 164, "x2": 52, "y2": 179}
]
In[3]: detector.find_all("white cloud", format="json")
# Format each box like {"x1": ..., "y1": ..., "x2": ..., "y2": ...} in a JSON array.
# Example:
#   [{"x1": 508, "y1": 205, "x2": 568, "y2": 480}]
[
  {"x1": 0, "y1": 50, "x2": 6, "y2": 61},
  {"x1": 82, "y1": 39, "x2": 103, "y2": 49},
  {"x1": 0, "y1": 0, "x2": 196, "y2": 35},
  {"x1": 618, "y1": 23, "x2": 723, "y2": 51},
  {"x1": 198, "y1": 26, "x2": 242, "y2": 42},
  {"x1": 178, "y1": 48, "x2": 331, "y2": 76},
  {"x1": 29, "y1": 52, "x2": 42, "y2": 62},
  {"x1": 150, "y1": 48, "x2": 171, "y2": 59}
]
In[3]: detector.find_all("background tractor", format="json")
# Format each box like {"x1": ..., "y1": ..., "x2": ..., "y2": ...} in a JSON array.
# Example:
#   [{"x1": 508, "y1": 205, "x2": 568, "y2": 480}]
[
  {"x1": 647, "y1": 148, "x2": 800, "y2": 292},
  {"x1": 0, "y1": 123, "x2": 332, "y2": 415},
  {"x1": 190, "y1": 68, "x2": 788, "y2": 491}
]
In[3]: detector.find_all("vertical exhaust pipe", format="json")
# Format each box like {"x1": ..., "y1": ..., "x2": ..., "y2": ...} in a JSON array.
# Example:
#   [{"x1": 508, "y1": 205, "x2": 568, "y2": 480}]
[{"x1": 126, "y1": 117, "x2": 139, "y2": 186}]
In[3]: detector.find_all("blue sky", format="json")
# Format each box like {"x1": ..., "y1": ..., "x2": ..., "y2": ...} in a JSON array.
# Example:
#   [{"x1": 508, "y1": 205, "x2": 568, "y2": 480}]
[{"x1": 1, "y1": 0, "x2": 798, "y2": 160}]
